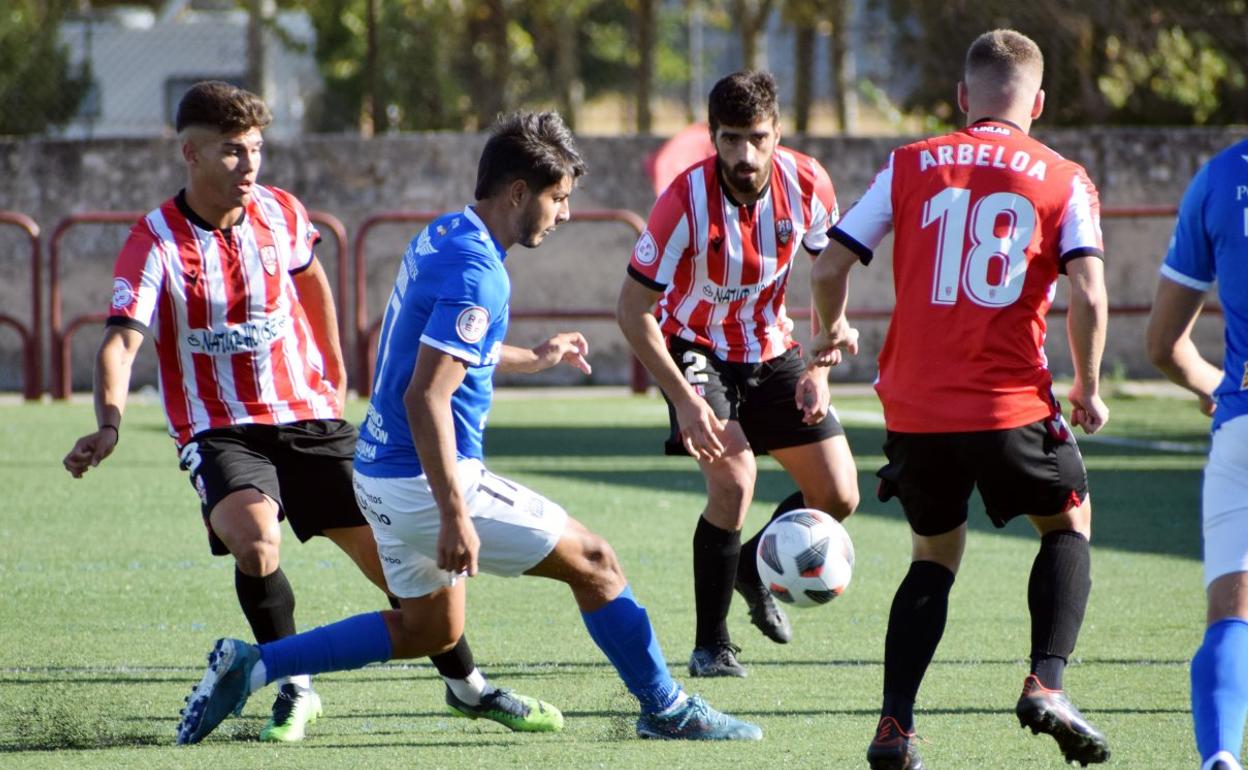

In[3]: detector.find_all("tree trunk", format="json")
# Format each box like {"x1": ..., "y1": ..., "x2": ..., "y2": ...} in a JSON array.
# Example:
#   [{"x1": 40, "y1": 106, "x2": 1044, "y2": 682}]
[
  {"x1": 245, "y1": 0, "x2": 270, "y2": 102},
  {"x1": 636, "y1": 0, "x2": 655, "y2": 133},
  {"x1": 829, "y1": 0, "x2": 855, "y2": 134},
  {"x1": 554, "y1": 9, "x2": 580, "y2": 129},
  {"x1": 364, "y1": 0, "x2": 381, "y2": 134},
  {"x1": 793, "y1": 22, "x2": 813, "y2": 132}
]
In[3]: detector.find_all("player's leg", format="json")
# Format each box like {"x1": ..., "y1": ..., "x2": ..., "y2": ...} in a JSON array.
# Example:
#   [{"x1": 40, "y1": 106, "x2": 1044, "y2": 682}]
[
  {"x1": 737, "y1": 435, "x2": 860, "y2": 643},
  {"x1": 981, "y1": 418, "x2": 1108, "y2": 764},
  {"x1": 662, "y1": 337, "x2": 755, "y2": 675},
  {"x1": 322, "y1": 522, "x2": 559, "y2": 732},
  {"x1": 733, "y1": 349, "x2": 860, "y2": 642},
  {"x1": 177, "y1": 574, "x2": 461, "y2": 744},
  {"x1": 525, "y1": 517, "x2": 761, "y2": 740},
  {"x1": 689, "y1": 422, "x2": 755, "y2": 676},
  {"x1": 867, "y1": 431, "x2": 971, "y2": 770},
  {"x1": 186, "y1": 430, "x2": 322, "y2": 743},
  {"x1": 1192, "y1": 416, "x2": 1248, "y2": 770}
]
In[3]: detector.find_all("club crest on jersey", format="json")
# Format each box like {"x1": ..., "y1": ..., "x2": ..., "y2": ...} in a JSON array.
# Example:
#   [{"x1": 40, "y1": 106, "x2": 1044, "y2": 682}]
[
  {"x1": 260, "y1": 246, "x2": 279, "y2": 275},
  {"x1": 456, "y1": 306, "x2": 490, "y2": 344},
  {"x1": 776, "y1": 218, "x2": 793, "y2": 245},
  {"x1": 111, "y1": 277, "x2": 135, "y2": 309},
  {"x1": 634, "y1": 231, "x2": 659, "y2": 266}
]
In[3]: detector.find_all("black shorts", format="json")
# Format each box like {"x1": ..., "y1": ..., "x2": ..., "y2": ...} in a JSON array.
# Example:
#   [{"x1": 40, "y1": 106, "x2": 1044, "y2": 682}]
[
  {"x1": 876, "y1": 416, "x2": 1089, "y2": 537},
  {"x1": 178, "y1": 419, "x2": 366, "y2": 556},
  {"x1": 663, "y1": 336, "x2": 844, "y2": 456}
]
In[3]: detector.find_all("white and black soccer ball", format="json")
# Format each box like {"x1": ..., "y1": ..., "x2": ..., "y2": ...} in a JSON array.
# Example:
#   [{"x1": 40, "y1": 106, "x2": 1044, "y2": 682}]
[{"x1": 756, "y1": 508, "x2": 854, "y2": 608}]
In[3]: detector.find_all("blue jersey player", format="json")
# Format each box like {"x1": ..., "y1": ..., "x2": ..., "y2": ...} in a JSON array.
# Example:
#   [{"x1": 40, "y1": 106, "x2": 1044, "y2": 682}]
[
  {"x1": 1147, "y1": 139, "x2": 1248, "y2": 770},
  {"x1": 175, "y1": 111, "x2": 762, "y2": 745}
]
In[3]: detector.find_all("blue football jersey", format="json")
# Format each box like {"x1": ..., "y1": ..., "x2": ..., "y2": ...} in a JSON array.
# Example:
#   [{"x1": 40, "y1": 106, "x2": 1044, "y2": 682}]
[
  {"x1": 1161, "y1": 139, "x2": 1248, "y2": 432},
  {"x1": 354, "y1": 206, "x2": 510, "y2": 477}
]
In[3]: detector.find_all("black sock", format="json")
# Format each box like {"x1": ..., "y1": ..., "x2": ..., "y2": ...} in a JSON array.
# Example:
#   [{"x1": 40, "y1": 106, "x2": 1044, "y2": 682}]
[
  {"x1": 429, "y1": 635, "x2": 476, "y2": 681},
  {"x1": 234, "y1": 566, "x2": 296, "y2": 644},
  {"x1": 1028, "y1": 530, "x2": 1091, "y2": 691},
  {"x1": 738, "y1": 491, "x2": 805, "y2": 589},
  {"x1": 693, "y1": 516, "x2": 741, "y2": 648},
  {"x1": 881, "y1": 560, "x2": 956, "y2": 731}
]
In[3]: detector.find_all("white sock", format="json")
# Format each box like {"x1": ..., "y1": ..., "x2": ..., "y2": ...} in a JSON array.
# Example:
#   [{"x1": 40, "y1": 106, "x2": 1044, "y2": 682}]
[
  {"x1": 248, "y1": 661, "x2": 269, "y2": 695},
  {"x1": 1204, "y1": 751, "x2": 1244, "y2": 770},
  {"x1": 443, "y1": 668, "x2": 493, "y2": 706},
  {"x1": 657, "y1": 689, "x2": 689, "y2": 715}
]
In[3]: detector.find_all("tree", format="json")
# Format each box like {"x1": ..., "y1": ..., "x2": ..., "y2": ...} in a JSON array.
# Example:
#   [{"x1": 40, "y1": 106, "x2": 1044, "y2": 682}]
[
  {"x1": 731, "y1": 0, "x2": 775, "y2": 69},
  {"x1": 874, "y1": 0, "x2": 1248, "y2": 126},
  {"x1": 0, "y1": 0, "x2": 90, "y2": 136}
]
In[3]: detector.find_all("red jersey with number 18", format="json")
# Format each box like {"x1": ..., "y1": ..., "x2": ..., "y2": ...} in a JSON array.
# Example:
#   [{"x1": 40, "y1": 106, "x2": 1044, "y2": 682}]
[{"x1": 830, "y1": 120, "x2": 1103, "y2": 433}]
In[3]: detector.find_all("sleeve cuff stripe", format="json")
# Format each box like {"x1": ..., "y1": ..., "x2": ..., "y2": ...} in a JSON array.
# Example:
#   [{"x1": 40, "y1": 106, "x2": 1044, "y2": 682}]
[
  {"x1": 828, "y1": 227, "x2": 874, "y2": 265},
  {"x1": 627, "y1": 265, "x2": 666, "y2": 291},
  {"x1": 1059, "y1": 246, "x2": 1104, "y2": 263},
  {"x1": 419, "y1": 335, "x2": 482, "y2": 365},
  {"x1": 1160, "y1": 263, "x2": 1213, "y2": 291},
  {"x1": 106, "y1": 315, "x2": 149, "y2": 334}
]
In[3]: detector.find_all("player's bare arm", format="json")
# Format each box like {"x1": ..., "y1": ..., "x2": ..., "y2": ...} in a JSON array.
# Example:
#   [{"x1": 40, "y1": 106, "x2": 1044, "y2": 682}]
[
  {"x1": 63, "y1": 325, "x2": 144, "y2": 478},
  {"x1": 616, "y1": 276, "x2": 726, "y2": 461},
  {"x1": 404, "y1": 344, "x2": 480, "y2": 575},
  {"x1": 291, "y1": 256, "x2": 348, "y2": 412},
  {"x1": 497, "y1": 332, "x2": 592, "y2": 375},
  {"x1": 794, "y1": 365, "x2": 832, "y2": 425},
  {"x1": 809, "y1": 240, "x2": 861, "y2": 365},
  {"x1": 1064, "y1": 256, "x2": 1110, "y2": 433},
  {"x1": 1146, "y1": 277, "x2": 1223, "y2": 416}
]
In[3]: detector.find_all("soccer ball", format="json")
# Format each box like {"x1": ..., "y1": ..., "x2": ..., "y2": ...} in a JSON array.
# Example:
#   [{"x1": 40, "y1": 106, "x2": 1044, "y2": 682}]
[{"x1": 756, "y1": 508, "x2": 854, "y2": 608}]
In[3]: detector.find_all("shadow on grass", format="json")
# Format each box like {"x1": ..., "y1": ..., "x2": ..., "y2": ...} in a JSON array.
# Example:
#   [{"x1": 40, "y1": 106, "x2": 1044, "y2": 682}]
[{"x1": 483, "y1": 423, "x2": 1203, "y2": 562}]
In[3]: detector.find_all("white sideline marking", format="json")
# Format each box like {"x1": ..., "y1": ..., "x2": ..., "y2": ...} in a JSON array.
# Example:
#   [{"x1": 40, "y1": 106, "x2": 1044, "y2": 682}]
[{"x1": 837, "y1": 410, "x2": 1209, "y2": 455}]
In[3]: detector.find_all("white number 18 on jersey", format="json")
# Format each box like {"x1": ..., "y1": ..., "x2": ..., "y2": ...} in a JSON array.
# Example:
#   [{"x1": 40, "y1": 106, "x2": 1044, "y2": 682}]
[{"x1": 923, "y1": 187, "x2": 1036, "y2": 309}]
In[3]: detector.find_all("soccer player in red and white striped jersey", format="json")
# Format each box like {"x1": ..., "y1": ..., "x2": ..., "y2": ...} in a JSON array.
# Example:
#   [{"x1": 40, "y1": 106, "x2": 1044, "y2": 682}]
[
  {"x1": 617, "y1": 71, "x2": 860, "y2": 677},
  {"x1": 811, "y1": 30, "x2": 1110, "y2": 768},
  {"x1": 63, "y1": 81, "x2": 554, "y2": 742}
]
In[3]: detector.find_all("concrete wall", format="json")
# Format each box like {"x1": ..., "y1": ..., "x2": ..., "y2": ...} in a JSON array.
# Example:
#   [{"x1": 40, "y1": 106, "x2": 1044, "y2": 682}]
[{"x1": 0, "y1": 127, "x2": 1240, "y2": 394}]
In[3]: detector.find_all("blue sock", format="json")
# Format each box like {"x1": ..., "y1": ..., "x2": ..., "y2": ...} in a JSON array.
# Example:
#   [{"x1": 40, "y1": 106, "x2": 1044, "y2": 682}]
[
  {"x1": 1192, "y1": 618, "x2": 1248, "y2": 762},
  {"x1": 258, "y1": 612, "x2": 393, "y2": 684},
  {"x1": 581, "y1": 585, "x2": 681, "y2": 714}
]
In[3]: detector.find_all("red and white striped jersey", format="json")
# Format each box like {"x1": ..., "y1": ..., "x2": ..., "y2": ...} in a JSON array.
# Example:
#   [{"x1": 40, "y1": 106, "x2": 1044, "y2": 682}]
[
  {"x1": 831, "y1": 120, "x2": 1104, "y2": 433},
  {"x1": 108, "y1": 186, "x2": 339, "y2": 447},
  {"x1": 628, "y1": 148, "x2": 838, "y2": 363}
]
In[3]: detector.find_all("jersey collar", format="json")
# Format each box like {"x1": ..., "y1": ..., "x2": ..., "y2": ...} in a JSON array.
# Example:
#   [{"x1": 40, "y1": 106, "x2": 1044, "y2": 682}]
[
  {"x1": 969, "y1": 117, "x2": 1024, "y2": 132},
  {"x1": 463, "y1": 205, "x2": 508, "y2": 261},
  {"x1": 175, "y1": 189, "x2": 246, "y2": 233}
]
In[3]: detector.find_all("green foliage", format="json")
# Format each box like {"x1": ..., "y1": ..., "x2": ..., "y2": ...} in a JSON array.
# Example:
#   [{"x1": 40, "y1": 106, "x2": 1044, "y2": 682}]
[
  {"x1": 874, "y1": 0, "x2": 1248, "y2": 126},
  {"x1": 1099, "y1": 27, "x2": 1244, "y2": 124},
  {"x1": 0, "y1": 0, "x2": 91, "y2": 136}
]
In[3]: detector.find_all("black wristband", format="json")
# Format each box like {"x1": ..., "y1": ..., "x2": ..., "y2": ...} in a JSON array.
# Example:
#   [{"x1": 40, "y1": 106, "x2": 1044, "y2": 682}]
[{"x1": 99, "y1": 424, "x2": 119, "y2": 437}]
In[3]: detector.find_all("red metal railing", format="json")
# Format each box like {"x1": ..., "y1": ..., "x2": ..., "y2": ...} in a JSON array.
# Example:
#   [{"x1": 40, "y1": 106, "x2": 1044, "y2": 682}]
[
  {"x1": 48, "y1": 210, "x2": 349, "y2": 399},
  {"x1": 38, "y1": 203, "x2": 1185, "y2": 398},
  {"x1": 0, "y1": 212, "x2": 42, "y2": 400},
  {"x1": 351, "y1": 209, "x2": 648, "y2": 397}
]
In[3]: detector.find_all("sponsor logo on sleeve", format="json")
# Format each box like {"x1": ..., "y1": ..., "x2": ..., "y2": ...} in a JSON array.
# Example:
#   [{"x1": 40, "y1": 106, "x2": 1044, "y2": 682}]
[
  {"x1": 111, "y1": 277, "x2": 135, "y2": 310},
  {"x1": 634, "y1": 230, "x2": 659, "y2": 266},
  {"x1": 456, "y1": 306, "x2": 490, "y2": 343}
]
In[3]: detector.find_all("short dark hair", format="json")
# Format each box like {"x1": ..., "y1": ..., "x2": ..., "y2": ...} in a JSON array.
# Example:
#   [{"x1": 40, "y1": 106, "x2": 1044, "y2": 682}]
[
  {"x1": 175, "y1": 81, "x2": 272, "y2": 134},
  {"x1": 964, "y1": 29, "x2": 1044, "y2": 85},
  {"x1": 474, "y1": 111, "x2": 586, "y2": 200},
  {"x1": 707, "y1": 71, "x2": 779, "y2": 132}
]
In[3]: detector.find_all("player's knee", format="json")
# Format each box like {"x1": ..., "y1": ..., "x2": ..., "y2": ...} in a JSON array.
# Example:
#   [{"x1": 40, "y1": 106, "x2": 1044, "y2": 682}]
[
  {"x1": 392, "y1": 608, "x2": 460, "y2": 659},
  {"x1": 806, "y1": 486, "x2": 859, "y2": 520},
  {"x1": 229, "y1": 537, "x2": 281, "y2": 577},
  {"x1": 578, "y1": 531, "x2": 623, "y2": 581},
  {"x1": 705, "y1": 470, "x2": 754, "y2": 514}
]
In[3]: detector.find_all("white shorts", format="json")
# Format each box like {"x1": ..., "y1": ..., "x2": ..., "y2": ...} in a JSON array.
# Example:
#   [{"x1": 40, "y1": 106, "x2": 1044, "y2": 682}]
[
  {"x1": 1203, "y1": 415, "x2": 1248, "y2": 586},
  {"x1": 353, "y1": 459, "x2": 569, "y2": 598}
]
